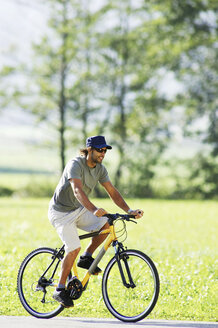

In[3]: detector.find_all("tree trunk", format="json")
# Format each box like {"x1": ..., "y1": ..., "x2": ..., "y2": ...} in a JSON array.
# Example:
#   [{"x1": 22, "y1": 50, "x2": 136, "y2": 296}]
[{"x1": 59, "y1": 0, "x2": 68, "y2": 172}]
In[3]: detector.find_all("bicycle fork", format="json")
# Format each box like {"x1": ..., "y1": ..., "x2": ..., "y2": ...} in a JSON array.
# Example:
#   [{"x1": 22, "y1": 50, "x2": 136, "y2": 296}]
[{"x1": 113, "y1": 241, "x2": 136, "y2": 289}]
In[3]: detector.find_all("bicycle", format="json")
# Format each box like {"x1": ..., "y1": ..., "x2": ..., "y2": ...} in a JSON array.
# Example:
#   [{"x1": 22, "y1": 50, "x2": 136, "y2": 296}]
[{"x1": 17, "y1": 213, "x2": 159, "y2": 323}]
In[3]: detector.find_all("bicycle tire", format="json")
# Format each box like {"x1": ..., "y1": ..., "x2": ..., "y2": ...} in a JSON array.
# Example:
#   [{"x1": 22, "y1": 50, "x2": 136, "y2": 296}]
[
  {"x1": 17, "y1": 247, "x2": 64, "y2": 319},
  {"x1": 102, "y1": 249, "x2": 159, "y2": 322}
]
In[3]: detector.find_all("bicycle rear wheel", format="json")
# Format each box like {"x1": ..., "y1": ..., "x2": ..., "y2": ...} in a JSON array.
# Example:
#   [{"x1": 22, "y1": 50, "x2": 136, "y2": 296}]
[
  {"x1": 102, "y1": 249, "x2": 159, "y2": 322},
  {"x1": 17, "y1": 247, "x2": 64, "y2": 318}
]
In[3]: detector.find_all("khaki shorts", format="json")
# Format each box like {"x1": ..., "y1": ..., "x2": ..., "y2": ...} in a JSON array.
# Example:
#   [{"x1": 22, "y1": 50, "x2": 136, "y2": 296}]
[{"x1": 48, "y1": 205, "x2": 107, "y2": 253}]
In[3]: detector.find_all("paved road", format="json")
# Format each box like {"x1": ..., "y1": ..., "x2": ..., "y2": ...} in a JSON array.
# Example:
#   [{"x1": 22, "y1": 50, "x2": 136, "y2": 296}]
[{"x1": 0, "y1": 316, "x2": 217, "y2": 328}]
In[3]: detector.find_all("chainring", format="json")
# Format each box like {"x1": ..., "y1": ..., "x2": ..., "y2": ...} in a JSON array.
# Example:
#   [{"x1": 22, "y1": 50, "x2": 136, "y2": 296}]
[{"x1": 67, "y1": 276, "x2": 83, "y2": 300}]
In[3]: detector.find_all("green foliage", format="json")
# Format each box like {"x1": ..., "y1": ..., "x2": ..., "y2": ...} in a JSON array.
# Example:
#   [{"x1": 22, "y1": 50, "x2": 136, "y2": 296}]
[
  {"x1": 0, "y1": 174, "x2": 57, "y2": 198},
  {"x1": 185, "y1": 154, "x2": 218, "y2": 199},
  {"x1": 16, "y1": 178, "x2": 56, "y2": 198},
  {"x1": 0, "y1": 186, "x2": 13, "y2": 197},
  {"x1": 0, "y1": 0, "x2": 217, "y2": 198},
  {"x1": 161, "y1": 0, "x2": 218, "y2": 157},
  {"x1": 0, "y1": 198, "x2": 217, "y2": 321},
  {"x1": 157, "y1": 155, "x2": 218, "y2": 200},
  {"x1": 0, "y1": 162, "x2": 217, "y2": 200}
]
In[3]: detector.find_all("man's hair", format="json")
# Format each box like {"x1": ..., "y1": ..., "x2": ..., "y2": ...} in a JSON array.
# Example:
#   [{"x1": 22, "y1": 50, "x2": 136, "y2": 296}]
[{"x1": 80, "y1": 148, "x2": 89, "y2": 157}]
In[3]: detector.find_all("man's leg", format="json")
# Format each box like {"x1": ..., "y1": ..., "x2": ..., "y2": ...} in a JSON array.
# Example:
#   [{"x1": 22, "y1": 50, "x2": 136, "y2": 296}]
[
  {"x1": 53, "y1": 247, "x2": 81, "y2": 307},
  {"x1": 77, "y1": 222, "x2": 110, "y2": 273},
  {"x1": 50, "y1": 208, "x2": 82, "y2": 307},
  {"x1": 58, "y1": 247, "x2": 81, "y2": 285},
  {"x1": 85, "y1": 222, "x2": 110, "y2": 255},
  {"x1": 77, "y1": 211, "x2": 110, "y2": 273}
]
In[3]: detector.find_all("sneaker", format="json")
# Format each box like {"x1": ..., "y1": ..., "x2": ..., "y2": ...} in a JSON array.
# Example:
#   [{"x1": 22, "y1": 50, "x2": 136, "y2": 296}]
[
  {"x1": 53, "y1": 289, "x2": 74, "y2": 308},
  {"x1": 77, "y1": 255, "x2": 102, "y2": 274}
]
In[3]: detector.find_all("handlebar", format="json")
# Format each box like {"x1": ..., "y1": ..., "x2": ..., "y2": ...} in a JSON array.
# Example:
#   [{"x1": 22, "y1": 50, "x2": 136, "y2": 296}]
[{"x1": 103, "y1": 213, "x2": 137, "y2": 225}]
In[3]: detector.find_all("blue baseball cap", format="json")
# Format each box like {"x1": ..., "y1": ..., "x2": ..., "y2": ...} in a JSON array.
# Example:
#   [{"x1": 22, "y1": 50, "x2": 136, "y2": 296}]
[{"x1": 86, "y1": 136, "x2": 112, "y2": 149}]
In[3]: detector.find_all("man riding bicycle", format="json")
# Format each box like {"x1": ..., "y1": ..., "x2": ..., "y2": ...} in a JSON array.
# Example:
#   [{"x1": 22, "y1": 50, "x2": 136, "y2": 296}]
[{"x1": 48, "y1": 135, "x2": 143, "y2": 307}]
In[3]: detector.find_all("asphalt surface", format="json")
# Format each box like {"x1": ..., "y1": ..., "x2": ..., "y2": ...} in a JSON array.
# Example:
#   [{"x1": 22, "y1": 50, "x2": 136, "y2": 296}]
[{"x1": 0, "y1": 316, "x2": 217, "y2": 328}]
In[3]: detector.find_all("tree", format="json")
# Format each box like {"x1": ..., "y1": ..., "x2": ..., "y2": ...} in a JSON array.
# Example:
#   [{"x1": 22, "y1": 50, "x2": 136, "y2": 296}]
[
  {"x1": 150, "y1": 0, "x2": 218, "y2": 156},
  {"x1": 94, "y1": 0, "x2": 172, "y2": 192},
  {"x1": 97, "y1": 1, "x2": 133, "y2": 187},
  {"x1": 66, "y1": 0, "x2": 106, "y2": 146},
  {"x1": 0, "y1": 0, "x2": 104, "y2": 172},
  {"x1": 28, "y1": 0, "x2": 95, "y2": 171},
  {"x1": 1, "y1": 0, "x2": 76, "y2": 171},
  {"x1": 158, "y1": 0, "x2": 218, "y2": 197}
]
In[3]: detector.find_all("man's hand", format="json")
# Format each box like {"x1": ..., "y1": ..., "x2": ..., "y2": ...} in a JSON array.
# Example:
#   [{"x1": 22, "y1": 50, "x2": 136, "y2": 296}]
[
  {"x1": 128, "y1": 209, "x2": 144, "y2": 219},
  {"x1": 94, "y1": 208, "x2": 108, "y2": 217}
]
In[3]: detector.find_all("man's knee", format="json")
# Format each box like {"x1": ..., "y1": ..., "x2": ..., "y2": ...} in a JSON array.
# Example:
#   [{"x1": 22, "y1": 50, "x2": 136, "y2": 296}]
[
  {"x1": 67, "y1": 246, "x2": 81, "y2": 257},
  {"x1": 101, "y1": 222, "x2": 110, "y2": 230}
]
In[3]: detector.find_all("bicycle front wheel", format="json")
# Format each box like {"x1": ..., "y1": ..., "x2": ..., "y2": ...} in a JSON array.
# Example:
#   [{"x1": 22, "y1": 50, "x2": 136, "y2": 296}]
[
  {"x1": 102, "y1": 249, "x2": 159, "y2": 322},
  {"x1": 17, "y1": 247, "x2": 64, "y2": 319}
]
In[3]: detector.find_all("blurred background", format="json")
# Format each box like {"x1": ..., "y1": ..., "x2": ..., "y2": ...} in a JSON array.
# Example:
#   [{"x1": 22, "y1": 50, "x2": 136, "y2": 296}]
[{"x1": 0, "y1": 0, "x2": 217, "y2": 200}]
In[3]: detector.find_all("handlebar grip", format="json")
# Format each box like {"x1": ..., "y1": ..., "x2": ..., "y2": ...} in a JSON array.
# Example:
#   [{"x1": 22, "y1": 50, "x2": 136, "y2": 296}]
[{"x1": 129, "y1": 210, "x2": 142, "y2": 218}]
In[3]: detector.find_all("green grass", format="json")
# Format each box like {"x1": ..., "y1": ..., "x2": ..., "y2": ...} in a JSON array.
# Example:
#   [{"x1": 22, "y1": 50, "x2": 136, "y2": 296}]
[{"x1": 0, "y1": 197, "x2": 217, "y2": 321}]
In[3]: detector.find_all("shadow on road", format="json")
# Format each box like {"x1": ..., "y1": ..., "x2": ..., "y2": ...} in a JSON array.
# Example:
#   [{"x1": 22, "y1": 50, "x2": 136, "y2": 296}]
[
  {"x1": 72, "y1": 317, "x2": 217, "y2": 327},
  {"x1": 0, "y1": 316, "x2": 217, "y2": 328}
]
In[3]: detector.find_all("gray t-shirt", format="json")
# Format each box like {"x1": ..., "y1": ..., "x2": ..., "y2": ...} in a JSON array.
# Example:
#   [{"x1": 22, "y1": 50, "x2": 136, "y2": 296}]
[{"x1": 50, "y1": 156, "x2": 110, "y2": 212}]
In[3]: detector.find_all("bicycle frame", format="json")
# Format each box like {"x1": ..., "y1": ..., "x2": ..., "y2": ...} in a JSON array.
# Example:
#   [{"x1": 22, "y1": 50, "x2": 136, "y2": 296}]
[{"x1": 45, "y1": 214, "x2": 136, "y2": 291}]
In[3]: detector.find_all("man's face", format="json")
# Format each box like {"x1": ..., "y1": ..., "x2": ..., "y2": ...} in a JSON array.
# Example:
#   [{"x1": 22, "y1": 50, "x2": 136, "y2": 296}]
[{"x1": 91, "y1": 148, "x2": 107, "y2": 164}]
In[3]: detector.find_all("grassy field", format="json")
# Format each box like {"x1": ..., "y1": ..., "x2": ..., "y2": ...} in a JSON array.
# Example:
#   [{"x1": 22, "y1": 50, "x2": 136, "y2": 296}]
[{"x1": 0, "y1": 197, "x2": 217, "y2": 321}]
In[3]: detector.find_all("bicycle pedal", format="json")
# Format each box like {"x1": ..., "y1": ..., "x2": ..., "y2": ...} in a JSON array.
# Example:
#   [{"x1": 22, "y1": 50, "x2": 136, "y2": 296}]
[
  {"x1": 92, "y1": 270, "x2": 102, "y2": 276},
  {"x1": 60, "y1": 302, "x2": 74, "y2": 308}
]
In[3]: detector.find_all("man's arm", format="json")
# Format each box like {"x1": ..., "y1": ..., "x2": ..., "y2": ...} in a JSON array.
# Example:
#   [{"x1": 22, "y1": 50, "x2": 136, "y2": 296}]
[
  {"x1": 101, "y1": 181, "x2": 130, "y2": 213},
  {"x1": 70, "y1": 178, "x2": 107, "y2": 217},
  {"x1": 101, "y1": 181, "x2": 144, "y2": 218}
]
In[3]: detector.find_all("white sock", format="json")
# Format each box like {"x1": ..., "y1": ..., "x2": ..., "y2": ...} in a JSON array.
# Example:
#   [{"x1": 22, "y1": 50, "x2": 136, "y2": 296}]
[{"x1": 83, "y1": 251, "x2": 92, "y2": 257}]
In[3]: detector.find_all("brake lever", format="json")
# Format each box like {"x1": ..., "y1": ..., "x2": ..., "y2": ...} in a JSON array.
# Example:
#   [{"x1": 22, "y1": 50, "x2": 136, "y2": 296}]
[{"x1": 125, "y1": 216, "x2": 137, "y2": 224}]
